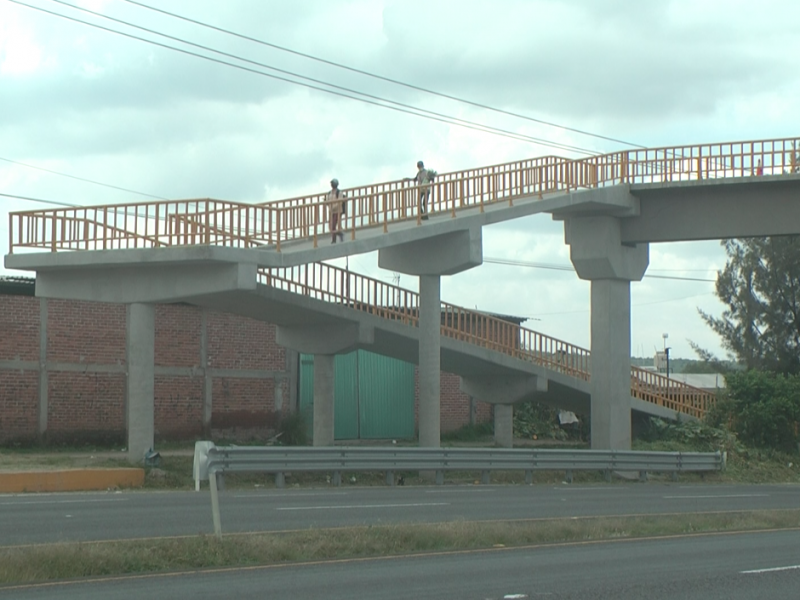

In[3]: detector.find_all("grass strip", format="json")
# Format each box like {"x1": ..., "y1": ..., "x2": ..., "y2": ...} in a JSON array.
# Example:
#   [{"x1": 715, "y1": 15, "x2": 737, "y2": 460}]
[{"x1": 1, "y1": 509, "x2": 800, "y2": 586}]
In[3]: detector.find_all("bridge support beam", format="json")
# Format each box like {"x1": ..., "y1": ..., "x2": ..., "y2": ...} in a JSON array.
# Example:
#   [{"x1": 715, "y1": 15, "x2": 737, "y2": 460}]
[
  {"x1": 379, "y1": 227, "x2": 483, "y2": 449},
  {"x1": 126, "y1": 303, "x2": 155, "y2": 463},
  {"x1": 493, "y1": 404, "x2": 514, "y2": 448},
  {"x1": 312, "y1": 354, "x2": 336, "y2": 447},
  {"x1": 460, "y1": 375, "x2": 547, "y2": 449},
  {"x1": 566, "y1": 216, "x2": 649, "y2": 450},
  {"x1": 276, "y1": 323, "x2": 374, "y2": 447},
  {"x1": 419, "y1": 275, "x2": 441, "y2": 448}
]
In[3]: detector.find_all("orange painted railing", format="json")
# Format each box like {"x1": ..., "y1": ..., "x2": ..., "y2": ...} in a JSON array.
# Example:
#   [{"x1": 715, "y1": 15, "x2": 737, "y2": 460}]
[
  {"x1": 10, "y1": 136, "x2": 798, "y2": 254},
  {"x1": 259, "y1": 262, "x2": 715, "y2": 419}
]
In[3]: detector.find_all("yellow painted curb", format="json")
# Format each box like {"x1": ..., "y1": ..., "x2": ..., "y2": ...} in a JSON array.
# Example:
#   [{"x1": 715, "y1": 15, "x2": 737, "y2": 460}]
[{"x1": 0, "y1": 469, "x2": 145, "y2": 493}]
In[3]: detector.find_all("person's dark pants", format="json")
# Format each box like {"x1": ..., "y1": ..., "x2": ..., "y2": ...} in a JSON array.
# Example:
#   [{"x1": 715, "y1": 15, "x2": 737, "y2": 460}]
[
  {"x1": 330, "y1": 212, "x2": 344, "y2": 242},
  {"x1": 419, "y1": 190, "x2": 430, "y2": 220}
]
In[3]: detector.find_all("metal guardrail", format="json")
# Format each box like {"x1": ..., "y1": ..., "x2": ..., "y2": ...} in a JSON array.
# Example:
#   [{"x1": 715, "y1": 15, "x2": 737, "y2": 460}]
[{"x1": 195, "y1": 444, "x2": 725, "y2": 537}]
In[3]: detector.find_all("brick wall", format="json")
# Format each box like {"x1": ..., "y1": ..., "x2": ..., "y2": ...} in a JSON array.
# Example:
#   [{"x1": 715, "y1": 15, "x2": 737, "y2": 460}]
[
  {"x1": 0, "y1": 370, "x2": 38, "y2": 442},
  {"x1": 0, "y1": 295, "x2": 38, "y2": 362},
  {"x1": 1, "y1": 287, "x2": 491, "y2": 444},
  {"x1": 155, "y1": 375, "x2": 204, "y2": 439},
  {"x1": 47, "y1": 299, "x2": 126, "y2": 364},
  {"x1": 46, "y1": 372, "x2": 126, "y2": 442},
  {"x1": 0, "y1": 289, "x2": 292, "y2": 445},
  {"x1": 155, "y1": 305, "x2": 201, "y2": 368}
]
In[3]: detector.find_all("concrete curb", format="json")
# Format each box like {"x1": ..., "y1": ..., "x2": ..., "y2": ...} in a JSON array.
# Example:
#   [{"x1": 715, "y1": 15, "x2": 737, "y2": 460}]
[{"x1": 0, "y1": 468, "x2": 145, "y2": 493}]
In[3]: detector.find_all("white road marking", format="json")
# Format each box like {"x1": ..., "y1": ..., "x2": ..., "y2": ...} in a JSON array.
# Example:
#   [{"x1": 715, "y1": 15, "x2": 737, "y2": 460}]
[
  {"x1": 233, "y1": 492, "x2": 349, "y2": 498},
  {"x1": 276, "y1": 502, "x2": 449, "y2": 511},
  {"x1": 553, "y1": 487, "x2": 618, "y2": 491},
  {"x1": 741, "y1": 565, "x2": 800, "y2": 574},
  {"x1": 663, "y1": 494, "x2": 769, "y2": 499},
  {"x1": 0, "y1": 498, "x2": 128, "y2": 506},
  {"x1": 425, "y1": 489, "x2": 495, "y2": 494}
]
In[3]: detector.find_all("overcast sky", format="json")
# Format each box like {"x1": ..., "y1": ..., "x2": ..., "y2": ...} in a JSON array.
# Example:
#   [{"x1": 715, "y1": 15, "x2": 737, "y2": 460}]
[{"x1": 2, "y1": 0, "x2": 800, "y2": 360}]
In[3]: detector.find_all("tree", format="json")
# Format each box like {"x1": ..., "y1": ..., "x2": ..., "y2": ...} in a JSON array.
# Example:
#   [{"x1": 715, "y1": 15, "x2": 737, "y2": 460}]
[
  {"x1": 706, "y1": 370, "x2": 800, "y2": 453},
  {"x1": 698, "y1": 237, "x2": 800, "y2": 375}
]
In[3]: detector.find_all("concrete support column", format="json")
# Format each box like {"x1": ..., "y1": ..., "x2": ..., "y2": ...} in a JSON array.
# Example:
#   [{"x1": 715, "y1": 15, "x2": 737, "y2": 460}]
[
  {"x1": 38, "y1": 298, "x2": 48, "y2": 437},
  {"x1": 418, "y1": 275, "x2": 441, "y2": 448},
  {"x1": 200, "y1": 309, "x2": 212, "y2": 437},
  {"x1": 126, "y1": 303, "x2": 155, "y2": 463},
  {"x1": 566, "y1": 215, "x2": 649, "y2": 451},
  {"x1": 494, "y1": 404, "x2": 514, "y2": 448},
  {"x1": 590, "y1": 279, "x2": 632, "y2": 450},
  {"x1": 313, "y1": 354, "x2": 335, "y2": 446}
]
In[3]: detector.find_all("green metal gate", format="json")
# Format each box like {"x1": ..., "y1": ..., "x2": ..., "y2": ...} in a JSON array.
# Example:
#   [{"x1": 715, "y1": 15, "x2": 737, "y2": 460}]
[{"x1": 298, "y1": 351, "x2": 415, "y2": 440}]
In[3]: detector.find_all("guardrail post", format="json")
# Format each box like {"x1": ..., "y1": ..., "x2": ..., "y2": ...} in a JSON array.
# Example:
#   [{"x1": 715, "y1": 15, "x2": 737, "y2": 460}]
[
  {"x1": 525, "y1": 470, "x2": 532, "y2": 485},
  {"x1": 639, "y1": 470, "x2": 648, "y2": 482},
  {"x1": 275, "y1": 472, "x2": 285, "y2": 488},
  {"x1": 332, "y1": 471, "x2": 342, "y2": 487},
  {"x1": 671, "y1": 471, "x2": 678, "y2": 482},
  {"x1": 565, "y1": 470, "x2": 573, "y2": 484},
  {"x1": 209, "y1": 468, "x2": 222, "y2": 538},
  {"x1": 386, "y1": 471, "x2": 395, "y2": 486},
  {"x1": 481, "y1": 470, "x2": 490, "y2": 485},
  {"x1": 435, "y1": 470, "x2": 444, "y2": 485},
  {"x1": 604, "y1": 470, "x2": 612, "y2": 483}
]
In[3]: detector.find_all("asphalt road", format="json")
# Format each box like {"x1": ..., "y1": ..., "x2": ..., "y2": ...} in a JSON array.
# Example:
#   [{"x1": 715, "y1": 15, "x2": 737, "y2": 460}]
[
  {"x1": 1, "y1": 483, "x2": 798, "y2": 546},
  {"x1": 3, "y1": 529, "x2": 799, "y2": 599}
]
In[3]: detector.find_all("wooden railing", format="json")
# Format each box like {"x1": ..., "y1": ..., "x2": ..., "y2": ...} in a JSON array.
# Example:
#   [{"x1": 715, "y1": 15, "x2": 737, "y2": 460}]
[
  {"x1": 11, "y1": 136, "x2": 798, "y2": 255},
  {"x1": 259, "y1": 262, "x2": 715, "y2": 419}
]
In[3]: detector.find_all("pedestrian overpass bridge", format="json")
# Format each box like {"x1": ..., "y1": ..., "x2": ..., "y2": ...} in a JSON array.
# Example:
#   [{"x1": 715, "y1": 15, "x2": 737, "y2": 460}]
[{"x1": 6, "y1": 136, "x2": 800, "y2": 459}]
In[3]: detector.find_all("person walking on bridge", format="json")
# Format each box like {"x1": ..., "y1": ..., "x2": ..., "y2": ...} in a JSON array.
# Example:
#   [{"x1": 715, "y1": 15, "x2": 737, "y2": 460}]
[
  {"x1": 405, "y1": 160, "x2": 436, "y2": 220},
  {"x1": 327, "y1": 178, "x2": 346, "y2": 243}
]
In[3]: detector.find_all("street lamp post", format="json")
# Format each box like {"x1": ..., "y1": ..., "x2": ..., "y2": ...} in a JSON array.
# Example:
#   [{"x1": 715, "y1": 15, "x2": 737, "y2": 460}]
[{"x1": 662, "y1": 333, "x2": 671, "y2": 379}]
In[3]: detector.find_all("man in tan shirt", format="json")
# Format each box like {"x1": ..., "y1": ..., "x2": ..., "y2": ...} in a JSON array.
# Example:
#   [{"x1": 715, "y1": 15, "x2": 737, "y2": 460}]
[{"x1": 327, "y1": 178, "x2": 345, "y2": 243}]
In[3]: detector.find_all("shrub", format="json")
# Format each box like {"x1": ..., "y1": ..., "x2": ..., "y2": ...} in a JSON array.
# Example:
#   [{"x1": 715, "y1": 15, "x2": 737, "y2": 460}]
[
  {"x1": 513, "y1": 402, "x2": 587, "y2": 442},
  {"x1": 277, "y1": 411, "x2": 309, "y2": 446},
  {"x1": 714, "y1": 370, "x2": 800, "y2": 453}
]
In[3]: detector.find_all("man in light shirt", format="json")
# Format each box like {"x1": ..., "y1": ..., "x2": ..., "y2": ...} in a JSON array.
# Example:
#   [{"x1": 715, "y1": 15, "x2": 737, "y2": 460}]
[
  {"x1": 406, "y1": 160, "x2": 435, "y2": 220},
  {"x1": 327, "y1": 178, "x2": 345, "y2": 243}
]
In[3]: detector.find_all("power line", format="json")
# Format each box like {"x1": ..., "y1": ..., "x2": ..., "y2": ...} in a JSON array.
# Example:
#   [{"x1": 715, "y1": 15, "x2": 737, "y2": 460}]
[
  {"x1": 46, "y1": 0, "x2": 599, "y2": 155},
  {"x1": 0, "y1": 192, "x2": 77, "y2": 207},
  {"x1": 23, "y1": 0, "x2": 600, "y2": 155},
  {"x1": 483, "y1": 257, "x2": 716, "y2": 283},
  {"x1": 527, "y1": 292, "x2": 717, "y2": 318},
  {"x1": 0, "y1": 156, "x2": 167, "y2": 200},
  {"x1": 120, "y1": 0, "x2": 646, "y2": 150}
]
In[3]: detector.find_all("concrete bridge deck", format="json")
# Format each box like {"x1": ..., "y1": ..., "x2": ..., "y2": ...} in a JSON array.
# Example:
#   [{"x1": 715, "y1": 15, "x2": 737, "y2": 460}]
[{"x1": 6, "y1": 136, "x2": 800, "y2": 459}]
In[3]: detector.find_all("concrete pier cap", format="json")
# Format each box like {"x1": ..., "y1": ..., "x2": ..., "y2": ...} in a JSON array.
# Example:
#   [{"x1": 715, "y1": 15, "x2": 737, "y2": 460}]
[
  {"x1": 276, "y1": 322, "x2": 375, "y2": 355},
  {"x1": 378, "y1": 227, "x2": 482, "y2": 275},
  {"x1": 564, "y1": 214, "x2": 648, "y2": 451},
  {"x1": 565, "y1": 216, "x2": 648, "y2": 281},
  {"x1": 35, "y1": 262, "x2": 258, "y2": 304}
]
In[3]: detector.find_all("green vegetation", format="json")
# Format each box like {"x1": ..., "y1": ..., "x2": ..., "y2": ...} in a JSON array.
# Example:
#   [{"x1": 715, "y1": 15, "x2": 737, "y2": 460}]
[
  {"x1": 513, "y1": 402, "x2": 587, "y2": 443},
  {"x1": 2, "y1": 510, "x2": 799, "y2": 586},
  {"x1": 441, "y1": 422, "x2": 493, "y2": 443},
  {"x1": 698, "y1": 236, "x2": 800, "y2": 375},
  {"x1": 707, "y1": 370, "x2": 800, "y2": 453}
]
